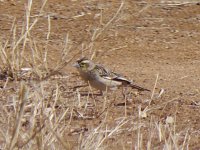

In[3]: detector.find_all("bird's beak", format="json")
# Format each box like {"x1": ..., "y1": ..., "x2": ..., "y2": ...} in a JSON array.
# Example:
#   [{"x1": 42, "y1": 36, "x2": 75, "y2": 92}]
[{"x1": 72, "y1": 62, "x2": 80, "y2": 68}]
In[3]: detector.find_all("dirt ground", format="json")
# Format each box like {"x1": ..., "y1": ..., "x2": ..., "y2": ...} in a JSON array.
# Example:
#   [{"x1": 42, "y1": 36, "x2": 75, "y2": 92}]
[{"x1": 0, "y1": 0, "x2": 200, "y2": 149}]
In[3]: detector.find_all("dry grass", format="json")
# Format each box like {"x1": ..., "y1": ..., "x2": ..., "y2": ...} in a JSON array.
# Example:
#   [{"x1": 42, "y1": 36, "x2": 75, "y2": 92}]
[{"x1": 0, "y1": 0, "x2": 193, "y2": 149}]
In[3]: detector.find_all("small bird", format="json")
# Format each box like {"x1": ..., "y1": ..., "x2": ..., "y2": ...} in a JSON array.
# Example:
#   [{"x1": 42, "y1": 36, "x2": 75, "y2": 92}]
[{"x1": 73, "y1": 57, "x2": 150, "y2": 92}]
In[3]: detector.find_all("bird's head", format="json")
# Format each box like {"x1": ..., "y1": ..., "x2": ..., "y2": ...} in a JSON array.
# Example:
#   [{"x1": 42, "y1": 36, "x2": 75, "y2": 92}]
[{"x1": 73, "y1": 57, "x2": 95, "y2": 72}]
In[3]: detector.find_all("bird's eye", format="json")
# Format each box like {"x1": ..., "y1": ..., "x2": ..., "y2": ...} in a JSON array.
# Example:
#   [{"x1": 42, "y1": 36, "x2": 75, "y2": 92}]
[
  {"x1": 80, "y1": 63, "x2": 84, "y2": 67},
  {"x1": 80, "y1": 63, "x2": 85, "y2": 68},
  {"x1": 80, "y1": 62, "x2": 88, "y2": 68}
]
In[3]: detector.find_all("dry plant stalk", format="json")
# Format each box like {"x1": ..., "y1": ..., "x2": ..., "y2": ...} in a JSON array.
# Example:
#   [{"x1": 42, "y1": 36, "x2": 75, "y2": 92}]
[{"x1": 9, "y1": 82, "x2": 28, "y2": 150}]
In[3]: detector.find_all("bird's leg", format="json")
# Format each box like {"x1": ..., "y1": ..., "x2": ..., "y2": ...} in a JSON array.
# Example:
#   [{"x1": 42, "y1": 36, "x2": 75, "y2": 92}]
[
  {"x1": 122, "y1": 87, "x2": 127, "y2": 100},
  {"x1": 122, "y1": 86, "x2": 132, "y2": 101}
]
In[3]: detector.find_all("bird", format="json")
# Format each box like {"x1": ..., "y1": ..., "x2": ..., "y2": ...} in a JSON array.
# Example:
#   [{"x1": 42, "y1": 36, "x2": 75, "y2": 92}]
[{"x1": 73, "y1": 57, "x2": 150, "y2": 92}]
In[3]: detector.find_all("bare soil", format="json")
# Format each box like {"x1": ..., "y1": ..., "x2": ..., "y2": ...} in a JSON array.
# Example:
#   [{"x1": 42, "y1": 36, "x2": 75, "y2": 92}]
[{"x1": 0, "y1": 0, "x2": 200, "y2": 149}]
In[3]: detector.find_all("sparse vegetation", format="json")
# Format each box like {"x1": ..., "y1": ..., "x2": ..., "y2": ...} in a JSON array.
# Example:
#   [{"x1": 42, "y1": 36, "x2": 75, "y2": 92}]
[{"x1": 0, "y1": 0, "x2": 199, "y2": 149}]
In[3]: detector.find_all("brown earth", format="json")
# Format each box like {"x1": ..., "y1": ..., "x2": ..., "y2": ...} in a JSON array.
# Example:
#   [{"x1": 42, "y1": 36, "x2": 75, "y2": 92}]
[{"x1": 0, "y1": 0, "x2": 200, "y2": 149}]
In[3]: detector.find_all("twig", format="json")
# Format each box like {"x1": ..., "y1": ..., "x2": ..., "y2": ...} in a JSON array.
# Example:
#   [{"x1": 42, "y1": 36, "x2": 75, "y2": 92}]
[{"x1": 149, "y1": 73, "x2": 159, "y2": 105}]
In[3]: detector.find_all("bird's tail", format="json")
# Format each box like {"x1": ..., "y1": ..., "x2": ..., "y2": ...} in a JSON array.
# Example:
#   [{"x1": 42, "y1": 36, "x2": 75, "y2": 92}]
[{"x1": 130, "y1": 84, "x2": 150, "y2": 91}]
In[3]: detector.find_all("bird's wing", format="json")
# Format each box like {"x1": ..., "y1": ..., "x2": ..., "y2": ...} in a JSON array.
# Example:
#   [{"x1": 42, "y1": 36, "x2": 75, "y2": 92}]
[
  {"x1": 94, "y1": 64, "x2": 110, "y2": 77},
  {"x1": 95, "y1": 65, "x2": 150, "y2": 91},
  {"x1": 95, "y1": 64, "x2": 131, "y2": 84}
]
